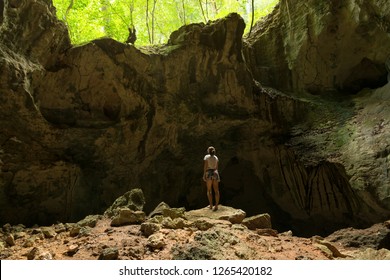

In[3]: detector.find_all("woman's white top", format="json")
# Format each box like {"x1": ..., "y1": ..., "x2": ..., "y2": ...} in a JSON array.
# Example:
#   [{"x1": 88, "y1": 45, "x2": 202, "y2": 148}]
[{"x1": 204, "y1": 154, "x2": 218, "y2": 169}]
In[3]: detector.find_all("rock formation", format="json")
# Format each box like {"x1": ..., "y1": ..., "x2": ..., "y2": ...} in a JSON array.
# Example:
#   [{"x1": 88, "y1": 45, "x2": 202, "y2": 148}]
[
  {"x1": 1, "y1": 0, "x2": 390, "y2": 238},
  {"x1": 244, "y1": 0, "x2": 390, "y2": 94},
  {"x1": 1, "y1": 192, "x2": 389, "y2": 260}
]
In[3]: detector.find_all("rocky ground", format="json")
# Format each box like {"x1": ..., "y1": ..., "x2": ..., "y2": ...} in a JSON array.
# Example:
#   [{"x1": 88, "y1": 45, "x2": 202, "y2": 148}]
[{"x1": 1, "y1": 190, "x2": 389, "y2": 260}]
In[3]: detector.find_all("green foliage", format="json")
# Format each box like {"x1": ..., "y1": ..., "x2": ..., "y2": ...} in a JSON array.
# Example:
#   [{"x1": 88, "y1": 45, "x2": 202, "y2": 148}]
[{"x1": 52, "y1": 0, "x2": 279, "y2": 46}]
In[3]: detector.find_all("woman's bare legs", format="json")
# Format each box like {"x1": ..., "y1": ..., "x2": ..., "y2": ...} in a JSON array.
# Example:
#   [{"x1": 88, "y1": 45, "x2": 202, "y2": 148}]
[
  {"x1": 206, "y1": 179, "x2": 213, "y2": 209},
  {"x1": 212, "y1": 179, "x2": 219, "y2": 210}
]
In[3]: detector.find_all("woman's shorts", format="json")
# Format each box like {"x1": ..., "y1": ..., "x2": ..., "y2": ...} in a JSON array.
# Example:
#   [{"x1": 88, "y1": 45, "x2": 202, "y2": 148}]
[{"x1": 206, "y1": 169, "x2": 220, "y2": 182}]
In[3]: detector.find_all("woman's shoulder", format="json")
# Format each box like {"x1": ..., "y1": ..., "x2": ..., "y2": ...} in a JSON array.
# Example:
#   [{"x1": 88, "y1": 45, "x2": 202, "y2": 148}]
[{"x1": 204, "y1": 154, "x2": 210, "y2": 160}]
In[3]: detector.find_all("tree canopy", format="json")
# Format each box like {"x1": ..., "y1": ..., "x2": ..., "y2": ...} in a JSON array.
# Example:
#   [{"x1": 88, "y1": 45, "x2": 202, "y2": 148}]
[{"x1": 53, "y1": 0, "x2": 279, "y2": 46}]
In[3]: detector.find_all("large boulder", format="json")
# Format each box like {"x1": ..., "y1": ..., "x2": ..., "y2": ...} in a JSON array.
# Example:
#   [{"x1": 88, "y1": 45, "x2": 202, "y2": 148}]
[
  {"x1": 104, "y1": 189, "x2": 145, "y2": 217},
  {"x1": 186, "y1": 205, "x2": 246, "y2": 224},
  {"x1": 110, "y1": 209, "x2": 146, "y2": 227},
  {"x1": 242, "y1": 213, "x2": 272, "y2": 230}
]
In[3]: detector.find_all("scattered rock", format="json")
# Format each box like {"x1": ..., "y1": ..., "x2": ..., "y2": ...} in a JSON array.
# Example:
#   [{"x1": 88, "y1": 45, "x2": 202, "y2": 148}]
[
  {"x1": 110, "y1": 209, "x2": 146, "y2": 226},
  {"x1": 147, "y1": 233, "x2": 166, "y2": 250},
  {"x1": 281, "y1": 230, "x2": 293, "y2": 237},
  {"x1": 5, "y1": 234, "x2": 15, "y2": 246},
  {"x1": 23, "y1": 238, "x2": 35, "y2": 248},
  {"x1": 69, "y1": 226, "x2": 81, "y2": 237},
  {"x1": 25, "y1": 247, "x2": 40, "y2": 260},
  {"x1": 1, "y1": 202, "x2": 389, "y2": 260},
  {"x1": 162, "y1": 217, "x2": 187, "y2": 229},
  {"x1": 64, "y1": 244, "x2": 79, "y2": 256},
  {"x1": 77, "y1": 215, "x2": 101, "y2": 228},
  {"x1": 148, "y1": 202, "x2": 171, "y2": 218},
  {"x1": 98, "y1": 247, "x2": 119, "y2": 260},
  {"x1": 126, "y1": 245, "x2": 145, "y2": 259},
  {"x1": 148, "y1": 215, "x2": 164, "y2": 224},
  {"x1": 41, "y1": 227, "x2": 57, "y2": 238},
  {"x1": 242, "y1": 213, "x2": 272, "y2": 230},
  {"x1": 37, "y1": 251, "x2": 53, "y2": 260},
  {"x1": 140, "y1": 222, "x2": 161, "y2": 237},
  {"x1": 14, "y1": 231, "x2": 27, "y2": 239},
  {"x1": 54, "y1": 223, "x2": 67, "y2": 233},
  {"x1": 162, "y1": 207, "x2": 186, "y2": 219},
  {"x1": 79, "y1": 227, "x2": 92, "y2": 237},
  {"x1": 31, "y1": 228, "x2": 42, "y2": 235}
]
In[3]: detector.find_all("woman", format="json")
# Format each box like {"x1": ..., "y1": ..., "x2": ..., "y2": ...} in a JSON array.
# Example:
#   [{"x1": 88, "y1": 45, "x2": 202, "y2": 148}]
[{"x1": 203, "y1": 146, "x2": 220, "y2": 211}]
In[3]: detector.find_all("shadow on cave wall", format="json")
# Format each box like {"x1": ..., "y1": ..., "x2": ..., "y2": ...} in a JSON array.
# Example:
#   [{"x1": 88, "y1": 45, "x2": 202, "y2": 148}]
[
  {"x1": 219, "y1": 156, "x2": 292, "y2": 233},
  {"x1": 193, "y1": 153, "x2": 372, "y2": 237},
  {"x1": 0, "y1": 1, "x2": 3, "y2": 25}
]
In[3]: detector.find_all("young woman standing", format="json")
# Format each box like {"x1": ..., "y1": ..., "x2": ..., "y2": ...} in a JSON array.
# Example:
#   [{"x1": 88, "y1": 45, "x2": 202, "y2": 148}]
[{"x1": 203, "y1": 146, "x2": 220, "y2": 211}]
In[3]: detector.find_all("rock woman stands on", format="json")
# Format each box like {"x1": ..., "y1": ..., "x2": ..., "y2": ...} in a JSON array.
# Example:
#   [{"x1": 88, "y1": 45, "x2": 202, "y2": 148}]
[{"x1": 203, "y1": 146, "x2": 220, "y2": 211}]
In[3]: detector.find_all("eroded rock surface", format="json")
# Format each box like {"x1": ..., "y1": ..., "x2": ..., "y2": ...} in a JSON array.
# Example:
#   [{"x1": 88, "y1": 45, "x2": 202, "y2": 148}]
[{"x1": 244, "y1": 0, "x2": 390, "y2": 94}]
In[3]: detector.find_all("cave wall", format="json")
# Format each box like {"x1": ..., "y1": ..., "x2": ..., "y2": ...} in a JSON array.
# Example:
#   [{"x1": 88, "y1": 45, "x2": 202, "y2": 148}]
[
  {"x1": 1, "y1": 0, "x2": 390, "y2": 236},
  {"x1": 244, "y1": 0, "x2": 390, "y2": 95}
]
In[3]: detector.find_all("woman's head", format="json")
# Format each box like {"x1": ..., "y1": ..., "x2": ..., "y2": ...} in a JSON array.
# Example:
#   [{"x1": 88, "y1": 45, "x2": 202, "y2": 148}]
[{"x1": 207, "y1": 146, "x2": 216, "y2": 155}]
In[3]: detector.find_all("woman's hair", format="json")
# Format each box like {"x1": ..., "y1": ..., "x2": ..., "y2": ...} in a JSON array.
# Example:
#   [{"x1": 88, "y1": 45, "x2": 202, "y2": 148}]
[{"x1": 207, "y1": 146, "x2": 216, "y2": 155}]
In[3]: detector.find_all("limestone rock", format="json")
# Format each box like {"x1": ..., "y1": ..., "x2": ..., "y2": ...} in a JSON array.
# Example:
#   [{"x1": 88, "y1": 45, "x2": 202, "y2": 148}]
[
  {"x1": 242, "y1": 213, "x2": 272, "y2": 230},
  {"x1": 256, "y1": 228, "x2": 278, "y2": 237},
  {"x1": 161, "y1": 217, "x2": 186, "y2": 229},
  {"x1": 110, "y1": 209, "x2": 146, "y2": 227},
  {"x1": 41, "y1": 227, "x2": 57, "y2": 238},
  {"x1": 25, "y1": 247, "x2": 52, "y2": 260},
  {"x1": 312, "y1": 236, "x2": 348, "y2": 259},
  {"x1": 14, "y1": 231, "x2": 27, "y2": 240},
  {"x1": 172, "y1": 229, "x2": 241, "y2": 260},
  {"x1": 54, "y1": 223, "x2": 67, "y2": 234},
  {"x1": 5, "y1": 234, "x2": 15, "y2": 246},
  {"x1": 104, "y1": 189, "x2": 145, "y2": 218},
  {"x1": 245, "y1": 0, "x2": 390, "y2": 94},
  {"x1": 98, "y1": 247, "x2": 119, "y2": 260},
  {"x1": 325, "y1": 223, "x2": 390, "y2": 250},
  {"x1": 147, "y1": 233, "x2": 166, "y2": 250},
  {"x1": 353, "y1": 248, "x2": 390, "y2": 260},
  {"x1": 25, "y1": 247, "x2": 39, "y2": 260},
  {"x1": 23, "y1": 238, "x2": 35, "y2": 248},
  {"x1": 148, "y1": 202, "x2": 171, "y2": 218},
  {"x1": 192, "y1": 218, "x2": 215, "y2": 231},
  {"x1": 0, "y1": 0, "x2": 71, "y2": 67},
  {"x1": 77, "y1": 215, "x2": 101, "y2": 228},
  {"x1": 140, "y1": 222, "x2": 161, "y2": 237},
  {"x1": 186, "y1": 205, "x2": 246, "y2": 224},
  {"x1": 64, "y1": 244, "x2": 79, "y2": 257},
  {"x1": 69, "y1": 226, "x2": 81, "y2": 237},
  {"x1": 0, "y1": 241, "x2": 5, "y2": 251},
  {"x1": 37, "y1": 251, "x2": 53, "y2": 260},
  {"x1": 162, "y1": 207, "x2": 186, "y2": 219}
]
